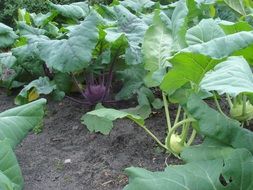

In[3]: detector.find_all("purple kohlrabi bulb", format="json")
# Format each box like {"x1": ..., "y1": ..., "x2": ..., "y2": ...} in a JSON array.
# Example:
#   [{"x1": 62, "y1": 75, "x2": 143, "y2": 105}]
[{"x1": 84, "y1": 84, "x2": 107, "y2": 105}]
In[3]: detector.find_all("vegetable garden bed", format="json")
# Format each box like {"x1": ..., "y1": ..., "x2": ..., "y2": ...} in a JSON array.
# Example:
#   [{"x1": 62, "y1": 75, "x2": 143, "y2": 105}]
[
  {"x1": 1, "y1": 0, "x2": 253, "y2": 189},
  {"x1": 0, "y1": 89, "x2": 181, "y2": 190}
]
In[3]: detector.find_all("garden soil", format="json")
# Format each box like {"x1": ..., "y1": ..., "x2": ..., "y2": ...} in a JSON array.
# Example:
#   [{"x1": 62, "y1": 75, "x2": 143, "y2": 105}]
[{"x1": 0, "y1": 89, "x2": 181, "y2": 190}]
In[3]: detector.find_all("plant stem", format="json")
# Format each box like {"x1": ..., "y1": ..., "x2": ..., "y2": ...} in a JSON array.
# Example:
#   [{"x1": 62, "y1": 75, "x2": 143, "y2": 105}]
[
  {"x1": 242, "y1": 94, "x2": 247, "y2": 116},
  {"x1": 226, "y1": 94, "x2": 233, "y2": 109},
  {"x1": 213, "y1": 91, "x2": 226, "y2": 116},
  {"x1": 187, "y1": 129, "x2": 197, "y2": 146},
  {"x1": 162, "y1": 92, "x2": 171, "y2": 131},
  {"x1": 71, "y1": 74, "x2": 87, "y2": 99},
  {"x1": 166, "y1": 118, "x2": 196, "y2": 151},
  {"x1": 138, "y1": 125, "x2": 168, "y2": 150},
  {"x1": 173, "y1": 105, "x2": 181, "y2": 126},
  {"x1": 180, "y1": 122, "x2": 190, "y2": 144},
  {"x1": 65, "y1": 95, "x2": 91, "y2": 105},
  {"x1": 102, "y1": 50, "x2": 118, "y2": 101}
]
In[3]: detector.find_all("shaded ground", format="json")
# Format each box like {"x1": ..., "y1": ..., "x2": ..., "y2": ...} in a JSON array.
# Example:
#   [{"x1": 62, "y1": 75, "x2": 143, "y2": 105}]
[{"x1": 0, "y1": 89, "x2": 180, "y2": 190}]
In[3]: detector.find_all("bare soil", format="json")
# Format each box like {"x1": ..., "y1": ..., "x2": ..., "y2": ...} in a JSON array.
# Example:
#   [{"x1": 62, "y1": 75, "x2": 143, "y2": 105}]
[{"x1": 0, "y1": 89, "x2": 181, "y2": 190}]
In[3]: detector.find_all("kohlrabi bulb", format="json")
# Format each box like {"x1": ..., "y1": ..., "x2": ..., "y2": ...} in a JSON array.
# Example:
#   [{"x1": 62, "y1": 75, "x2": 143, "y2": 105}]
[
  {"x1": 230, "y1": 101, "x2": 253, "y2": 122},
  {"x1": 84, "y1": 84, "x2": 107, "y2": 105},
  {"x1": 166, "y1": 134, "x2": 186, "y2": 154}
]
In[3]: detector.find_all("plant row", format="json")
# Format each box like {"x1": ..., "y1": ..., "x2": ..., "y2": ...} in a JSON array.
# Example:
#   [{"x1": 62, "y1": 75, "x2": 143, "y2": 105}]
[{"x1": 1, "y1": 0, "x2": 253, "y2": 189}]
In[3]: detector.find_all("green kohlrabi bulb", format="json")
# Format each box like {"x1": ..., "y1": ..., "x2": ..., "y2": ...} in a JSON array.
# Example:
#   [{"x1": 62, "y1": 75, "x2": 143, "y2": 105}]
[
  {"x1": 230, "y1": 101, "x2": 253, "y2": 122},
  {"x1": 166, "y1": 134, "x2": 186, "y2": 154}
]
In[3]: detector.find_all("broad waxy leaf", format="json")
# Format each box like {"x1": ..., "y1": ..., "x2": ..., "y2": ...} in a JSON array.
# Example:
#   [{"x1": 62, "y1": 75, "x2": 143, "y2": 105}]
[
  {"x1": 15, "y1": 77, "x2": 56, "y2": 105},
  {"x1": 17, "y1": 22, "x2": 46, "y2": 36},
  {"x1": 0, "y1": 140, "x2": 22, "y2": 190},
  {"x1": 116, "y1": 65, "x2": 146, "y2": 100},
  {"x1": 125, "y1": 149, "x2": 253, "y2": 190},
  {"x1": 120, "y1": 0, "x2": 156, "y2": 12},
  {"x1": 0, "y1": 23, "x2": 18, "y2": 48},
  {"x1": 186, "y1": 18, "x2": 225, "y2": 45},
  {"x1": 171, "y1": 0, "x2": 188, "y2": 50},
  {"x1": 49, "y1": 1, "x2": 89, "y2": 19},
  {"x1": 219, "y1": 21, "x2": 253, "y2": 34},
  {"x1": 186, "y1": 94, "x2": 253, "y2": 153},
  {"x1": 182, "y1": 31, "x2": 253, "y2": 59},
  {"x1": 82, "y1": 108, "x2": 144, "y2": 135},
  {"x1": 224, "y1": 0, "x2": 246, "y2": 16},
  {"x1": 0, "y1": 53, "x2": 16, "y2": 68},
  {"x1": 105, "y1": 5, "x2": 148, "y2": 65},
  {"x1": 143, "y1": 10, "x2": 173, "y2": 87},
  {"x1": 160, "y1": 53, "x2": 220, "y2": 94},
  {"x1": 125, "y1": 159, "x2": 225, "y2": 190},
  {"x1": 38, "y1": 11, "x2": 100, "y2": 72},
  {"x1": 0, "y1": 99, "x2": 46, "y2": 189},
  {"x1": 200, "y1": 56, "x2": 253, "y2": 97},
  {"x1": 0, "y1": 98, "x2": 46, "y2": 148}
]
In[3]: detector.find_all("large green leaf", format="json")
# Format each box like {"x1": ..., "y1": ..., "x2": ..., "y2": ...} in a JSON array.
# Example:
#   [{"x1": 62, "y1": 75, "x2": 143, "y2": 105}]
[
  {"x1": 171, "y1": 0, "x2": 188, "y2": 50},
  {"x1": 120, "y1": 0, "x2": 156, "y2": 12},
  {"x1": 182, "y1": 31, "x2": 253, "y2": 59},
  {"x1": 160, "y1": 53, "x2": 220, "y2": 94},
  {"x1": 219, "y1": 21, "x2": 253, "y2": 34},
  {"x1": 200, "y1": 56, "x2": 253, "y2": 97},
  {"x1": 224, "y1": 0, "x2": 246, "y2": 16},
  {"x1": 49, "y1": 1, "x2": 89, "y2": 20},
  {"x1": 0, "y1": 99, "x2": 46, "y2": 190},
  {"x1": 186, "y1": 18, "x2": 225, "y2": 45},
  {"x1": 186, "y1": 94, "x2": 253, "y2": 153},
  {"x1": 38, "y1": 11, "x2": 100, "y2": 72},
  {"x1": 0, "y1": 23, "x2": 18, "y2": 48},
  {"x1": 0, "y1": 53, "x2": 16, "y2": 68},
  {"x1": 105, "y1": 5, "x2": 148, "y2": 65},
  {"x1": 81, "y1": 108, "x2": 144, "y2": 135},
  {"x1": 116, "y1": 65, "x2": 146, "y2": 100},
  {"x1": 15, "y1": 77, "x2": 56, "y2": 105},
  {"x1": 124, "y1": 148, "x2": 253, "y2": 190},
  {"x1": 0, "y1": 99, "x2": 46, "y2": 148},
  {"x1": 143, "y1": 10, "x2": 173, "y2": 87},
  {"x1": 125, "y1": 159, "x2": 225, "y2": 190},
  {"x1": 0, "y1": 140, "x2": 22, "y2": 190}
]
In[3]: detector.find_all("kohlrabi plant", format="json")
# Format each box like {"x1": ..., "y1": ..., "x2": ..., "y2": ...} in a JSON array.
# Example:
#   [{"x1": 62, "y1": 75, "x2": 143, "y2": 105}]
[{"x1": 0, "y1": 99, "x2": 46, "y2": 190}]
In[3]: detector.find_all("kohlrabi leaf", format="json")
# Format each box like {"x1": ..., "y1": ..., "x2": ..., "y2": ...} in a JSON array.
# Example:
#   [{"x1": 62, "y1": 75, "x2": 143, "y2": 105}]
[
  {"x1": 116, "y1": 65, "x2": 145, "y2": 100},
  {"x1": 0, "y1": 23, "x2": 18, "y2": 48},
  {"x1": 17, "y1": 22, "x2": 46, "y2": 36},
  {"x1": 105, "y1": 5, "x2": 148, "y2": 65},
  {"x1": 0, "y1": 53, "x2": 17, "y2": 68},
  {"x1": 124, "y1": 148, "x2": 253, "y2": 190},
  {"x1": 15, "y1": 77, "x2": 56, "y2": 105},
  {"x1": 171, "y1": 0, "x2": 188, "y2": 51},
  {"x1": 219, "y1": 21, "x2": 253, "y2": 34},
  {"x1": 182, "y1": 31, "x2": 253, "y2": 59},
  {"x1": 160, "y1": 53, "x2": 220, "y2": 94},
  {"x1": 0, "y1": 140, "x2": 23, "y2": 190},
  {"x1": 200, "y1": 56, "x2": 253, "y2": 97},
  {"x1": 0, "y1": 98, "x2": 46, "y2": 148},
  {"x1": 37, "y1": 11, "x2": 100, "y2": 72},
  {"x1": 143, "y1": 10, "x2": 173, "y2": 87},
  {"x1": 0, "y1": 99, "x2": 46, "y2": 190},
  {"x1": 186, "y1": 94, "x2": 253, "y2": 153},
  {"x1": 81, "y1": 108, "x2": 144, "y2": 135},
  {"x1": 49, "y1": 1, "x2": 89, "y2": 20},
  {"x1": 124, "y1": 159, "x2": 225, "y2": 190},
  {"x1": 186, "y1": 18, "x2": 225, "y2": 45},
  {"x1": 181, "y1": 138, "x2": 235, "y2": 162},
  {"x1": 120, "y1": 0, "x2": 156, "y2": 12},
  {"x1": 224, "y1": 0, "x2": 246, "y2": 16}
]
